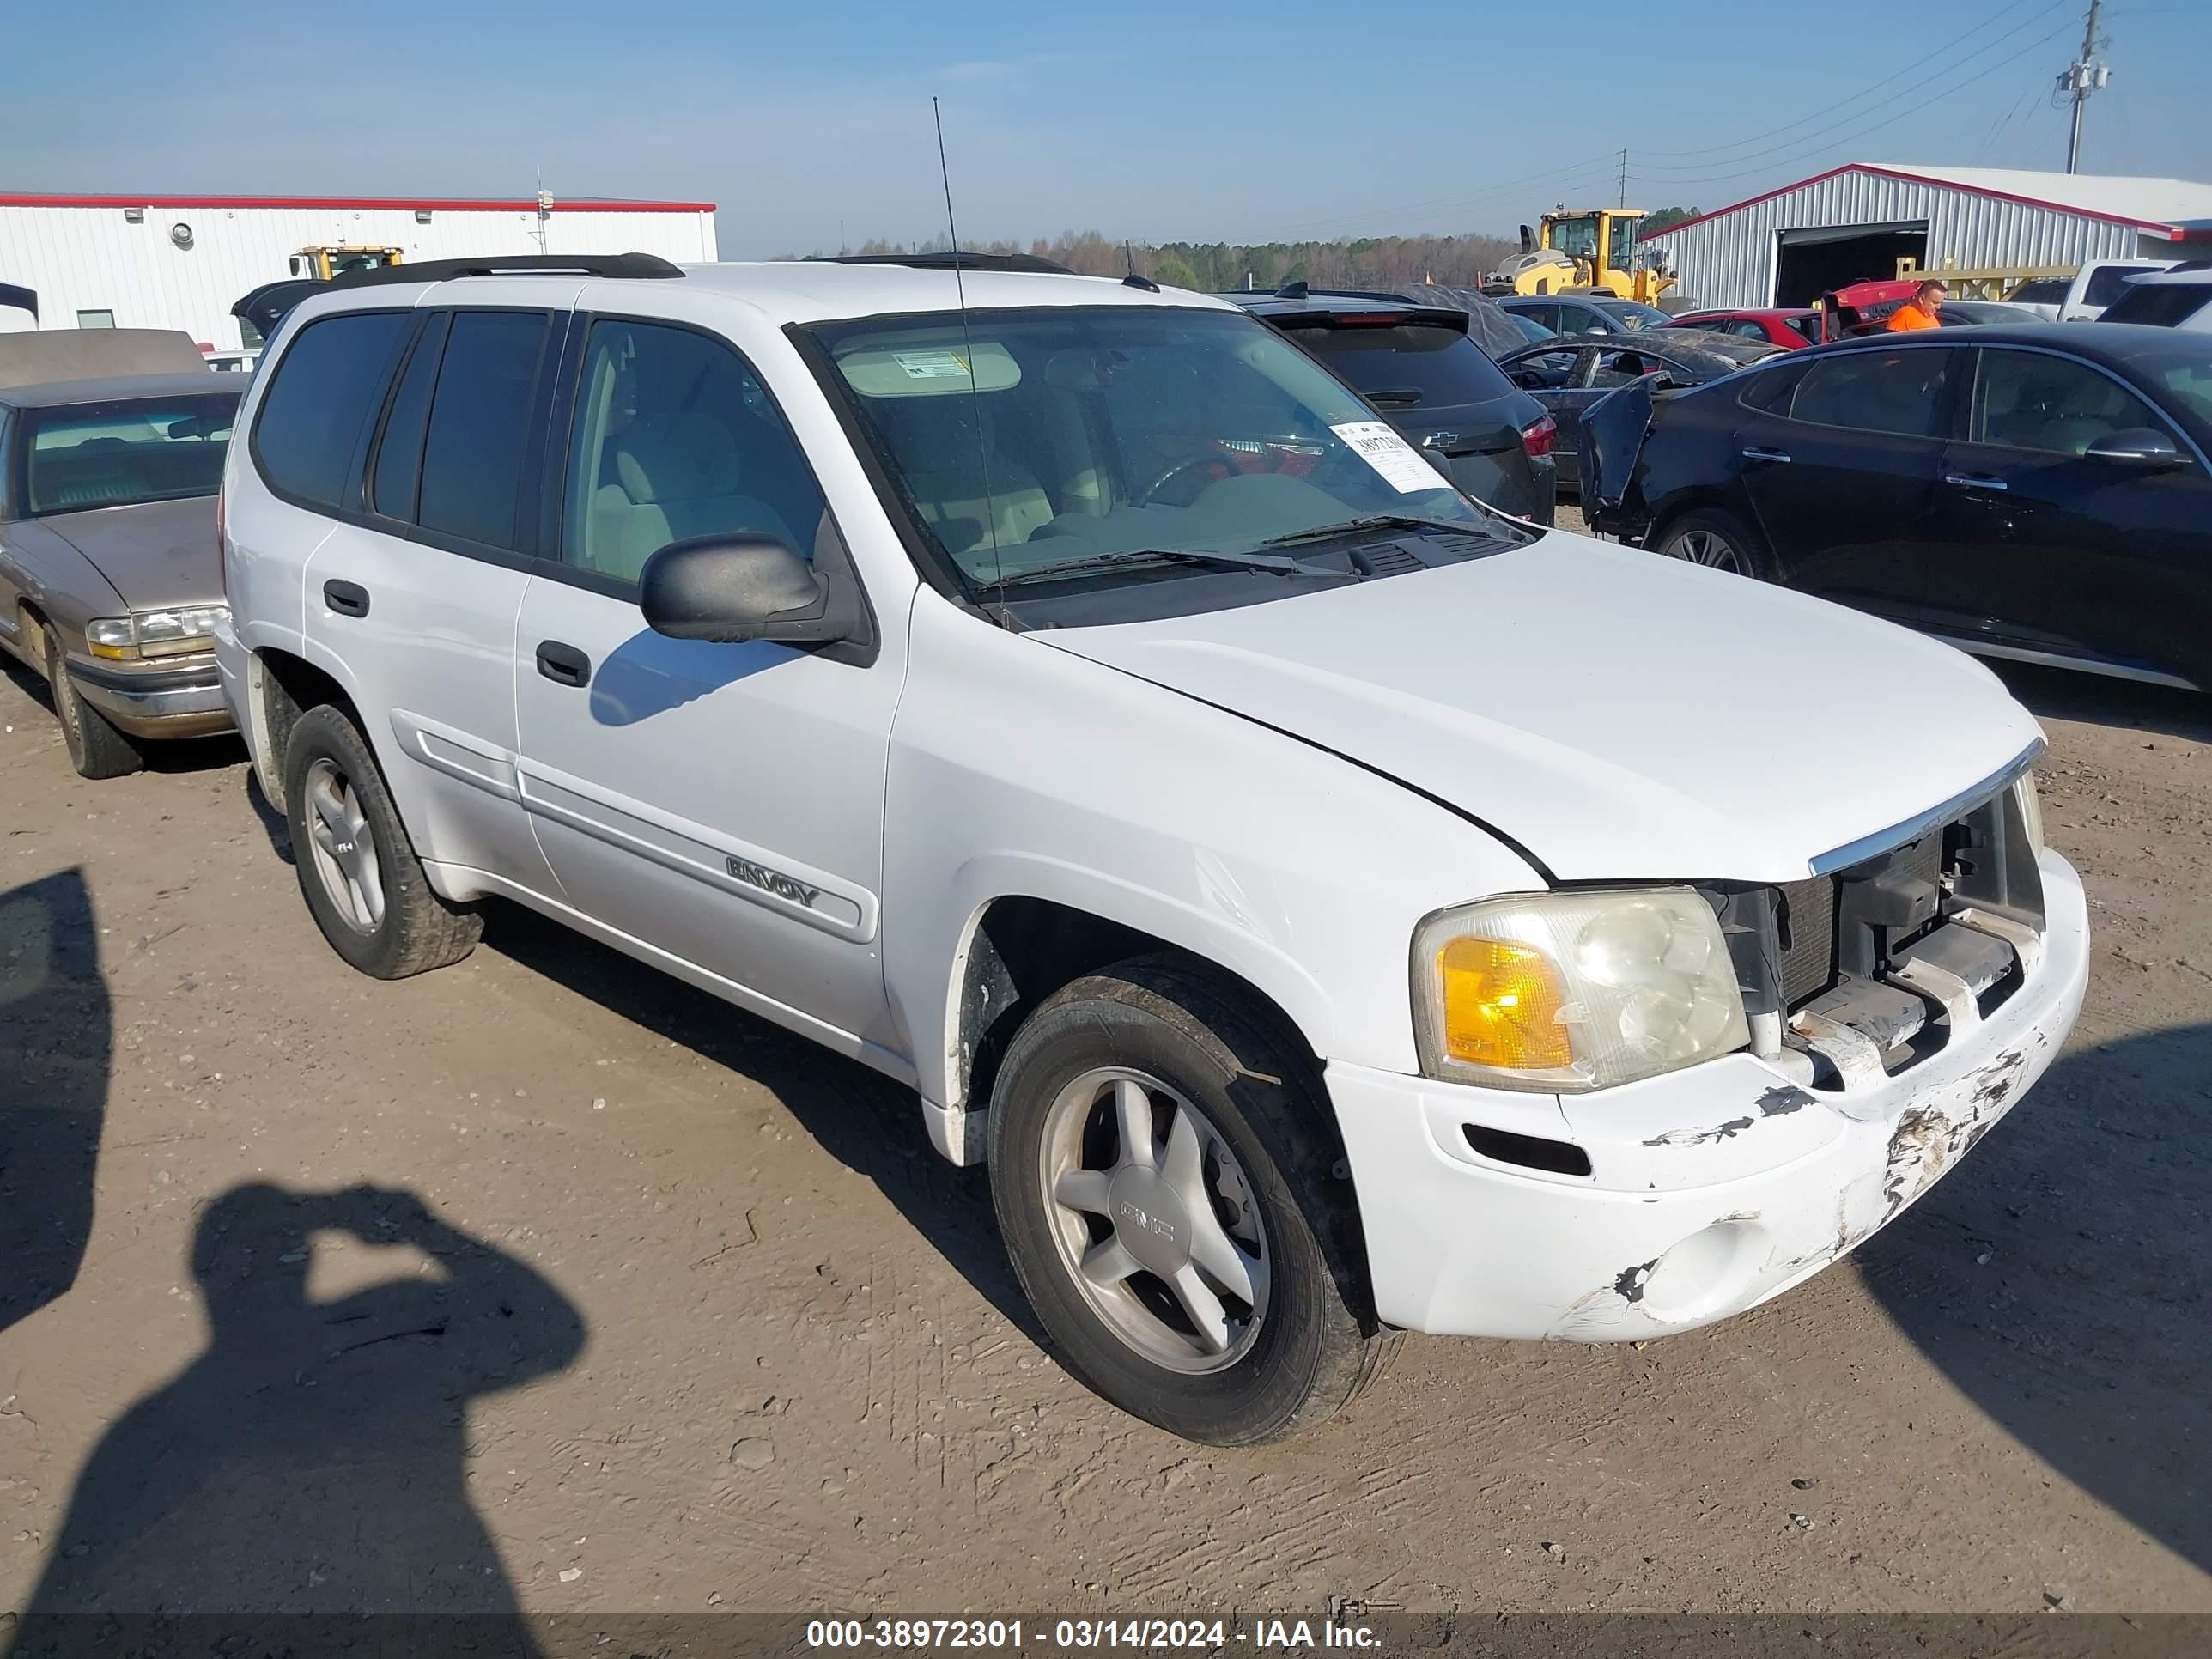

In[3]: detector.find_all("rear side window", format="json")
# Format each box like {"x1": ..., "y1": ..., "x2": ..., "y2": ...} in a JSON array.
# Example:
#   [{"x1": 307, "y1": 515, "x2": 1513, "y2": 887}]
[
  {"x1": 1293, "y1": 323, "x2": 1516, "y2": 410},
  {"x1": 1509, "y1": 348, "x2": 1584, "y2": 390},
  {"x1": 368, "y1": 313, "x2": 450, "y2": 521},
  {"x1": 1737, "y1": 361, "x2": 1808, "y2": 414},
  {"x1": 2084, "y1": 266, "x2": 2154, "y2": 307},
  {"x1": 1788, "y1": 349, "x2": 1952, "y2": 437},
  {"x1": 252, "y1": 310, "x2": 413, "y2": 510},
  {"x1": 1787, "y1": 315, "x2": 1825, "y2": 344},
  {"x1": 416, "y1": 311, "x2": 551, "y2": 551},
  {"x1": 2101, "y1": 283, "x2": 2212, "y2": 328}
]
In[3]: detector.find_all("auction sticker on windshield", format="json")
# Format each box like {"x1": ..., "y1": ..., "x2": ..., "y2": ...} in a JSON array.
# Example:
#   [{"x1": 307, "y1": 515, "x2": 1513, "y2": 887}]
[
  {"x1": 894, "y1": 349, "x2": 972, "y2": 380},
  {"x1": 1332, "y1": 420, "x2": 1443, "y2": 493}
]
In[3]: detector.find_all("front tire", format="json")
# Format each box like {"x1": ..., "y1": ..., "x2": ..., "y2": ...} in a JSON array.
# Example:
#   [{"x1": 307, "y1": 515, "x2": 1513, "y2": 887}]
[
  {"x1": 988, "y1": 956, "x2": 1396, "y2": 1444},
  {"x1": 282, "y1": 703, "x2": 481, "y2": 979},
  {"x1": 1653, "y1": 507, "x2": 1770, "y2": 579},
  {"x1": 44, "y1": 628, "x2": 144, "y2": 781}
]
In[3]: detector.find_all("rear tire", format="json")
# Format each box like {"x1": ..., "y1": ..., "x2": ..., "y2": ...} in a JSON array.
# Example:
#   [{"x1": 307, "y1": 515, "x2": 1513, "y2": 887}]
[
  {"x1": 1653, "y1": 507, "x2": 1771, "y2": 580},
  {"x1": 282, "y1": 703, "x2": 481, "y2": 979},
  {"x1": 43, "y1": 627, "x2": 143, "y2": 781},
  {"x1": 988, "y1": 955, "x2": 1395, "y2": 1445}
]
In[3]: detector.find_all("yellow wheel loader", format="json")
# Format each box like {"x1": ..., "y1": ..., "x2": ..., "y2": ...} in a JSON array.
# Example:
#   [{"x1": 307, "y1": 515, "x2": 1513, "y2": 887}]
[
  {"x1": 288, "y1": 245, "x2": 405, "y2": 281},
  {"x1": 1487, "y1": 209, "x2": 1674, "y2": 305}
]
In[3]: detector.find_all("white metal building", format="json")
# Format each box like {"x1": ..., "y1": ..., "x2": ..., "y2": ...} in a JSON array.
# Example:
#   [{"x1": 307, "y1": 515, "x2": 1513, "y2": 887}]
[
  {"x1": 0, "y1": 192, "x2": 720, "y2": 349},
  {"x1": 1643, "y1": 164, "x2": 2212, "y2": 309}
]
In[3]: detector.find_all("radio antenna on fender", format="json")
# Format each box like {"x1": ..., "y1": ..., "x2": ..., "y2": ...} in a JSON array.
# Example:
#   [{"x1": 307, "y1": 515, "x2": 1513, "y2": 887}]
[{"x1": 932, "y1": 96, "x2": 1007, "y2": 609}]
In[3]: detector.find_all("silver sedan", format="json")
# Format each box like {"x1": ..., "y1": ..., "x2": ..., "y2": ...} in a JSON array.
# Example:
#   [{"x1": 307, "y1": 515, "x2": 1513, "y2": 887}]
[{"x1": 0, "y1": 371, "x2": 241, "y2": 777}]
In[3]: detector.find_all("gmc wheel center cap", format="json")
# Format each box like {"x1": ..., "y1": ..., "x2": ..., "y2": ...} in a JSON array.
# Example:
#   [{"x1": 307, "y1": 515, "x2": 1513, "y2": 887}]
[{"x1": 1108, "y1": 1168, "x2": 1191, "y2": 1278}]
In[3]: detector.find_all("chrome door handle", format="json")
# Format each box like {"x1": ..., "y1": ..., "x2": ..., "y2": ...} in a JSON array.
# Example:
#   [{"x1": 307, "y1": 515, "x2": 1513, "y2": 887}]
[
  {"x1": 1740, "y1": 447, "x2": 1792, "y2": 464},
  {"x1": 1945, "y1": 472, "x2": 2009, "y2": 491}
]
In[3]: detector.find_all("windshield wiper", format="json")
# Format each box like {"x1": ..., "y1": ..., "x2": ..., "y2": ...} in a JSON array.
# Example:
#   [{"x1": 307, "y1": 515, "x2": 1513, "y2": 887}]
[
  {"x1": 1261, "y1": 512, "x2": 1490, "y2": 549},
  {"x1": 989, "y1": 545, "x2": 1328, "y2": 588}
]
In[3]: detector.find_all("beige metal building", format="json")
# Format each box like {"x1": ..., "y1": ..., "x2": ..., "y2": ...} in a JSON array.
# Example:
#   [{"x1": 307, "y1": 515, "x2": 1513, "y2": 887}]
[{"x1": 1642, "y1": 163, "x2": 2212, "y2": 308}]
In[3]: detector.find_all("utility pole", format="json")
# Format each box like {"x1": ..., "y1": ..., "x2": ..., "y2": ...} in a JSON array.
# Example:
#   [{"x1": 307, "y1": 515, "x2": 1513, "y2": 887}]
[
  {"x1": 2060, "y1": 0, "x2": 2109, "y2": 174},
  {"x1": 1618, "y1": 149, "x2": 1629, "y2": 207}
]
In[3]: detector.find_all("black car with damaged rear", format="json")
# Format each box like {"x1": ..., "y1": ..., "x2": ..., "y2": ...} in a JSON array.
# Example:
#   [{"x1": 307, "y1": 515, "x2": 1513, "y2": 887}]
[
  {"x1": 1583, "y1": 323, "x2": 2212, "y2": 692},
  {"x1": 1228, "y1": 294, "x2": 1558, "y2": 526},
  {"x1": 1496, "y1": 330, "x2": 1778, "y2": 495}
]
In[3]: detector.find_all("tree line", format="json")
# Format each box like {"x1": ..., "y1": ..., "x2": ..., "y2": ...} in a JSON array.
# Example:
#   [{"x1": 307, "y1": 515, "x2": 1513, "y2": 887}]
[
  {"x1": 812, "y1": 230, "x2": 1519, "y2": 292},
  {"x1": 801, "y1": 213, "x2": 1698, "y2": 293}
]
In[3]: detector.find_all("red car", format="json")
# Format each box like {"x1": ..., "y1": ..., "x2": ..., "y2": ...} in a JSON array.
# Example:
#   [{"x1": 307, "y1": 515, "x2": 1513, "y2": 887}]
[{"x1": 1666, "y1": 307, "x2": 1826, "y2": 349}]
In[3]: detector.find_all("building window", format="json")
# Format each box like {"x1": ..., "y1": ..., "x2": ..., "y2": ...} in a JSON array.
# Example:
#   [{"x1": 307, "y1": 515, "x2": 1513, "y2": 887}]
[{"x1": 76, "y1": 310, "x2": 116, "y2": 329}]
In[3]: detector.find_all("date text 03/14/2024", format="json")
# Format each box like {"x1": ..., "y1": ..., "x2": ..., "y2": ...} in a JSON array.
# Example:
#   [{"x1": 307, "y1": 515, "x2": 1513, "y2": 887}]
[{"x1": 805, "y1": 1620, "x2": 1384, "y2": 1650}]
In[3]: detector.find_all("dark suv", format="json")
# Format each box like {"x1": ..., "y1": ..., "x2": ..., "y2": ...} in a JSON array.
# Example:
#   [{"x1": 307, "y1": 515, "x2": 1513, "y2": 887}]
[{"x1": 1229, "y1": 293, "x2": 1558, "y2": 524}]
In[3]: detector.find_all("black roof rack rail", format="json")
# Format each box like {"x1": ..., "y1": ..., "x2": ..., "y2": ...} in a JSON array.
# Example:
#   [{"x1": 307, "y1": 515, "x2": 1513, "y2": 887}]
[
  {"x1": 330, "y1": 252, "x2": 684, "y2": 289},
  {"x1": 818, "y1": 252, "x2": 1073, "y2": 275}
]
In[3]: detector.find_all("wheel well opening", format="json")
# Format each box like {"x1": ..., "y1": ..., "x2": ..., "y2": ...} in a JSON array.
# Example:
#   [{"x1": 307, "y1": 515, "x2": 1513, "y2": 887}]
[
  {"x1": 255, "y1": 648, "x2": 356, "y2": 810},
  {"x1": 954, "y1": 897, "x2": 1318, "y2": 1119}
]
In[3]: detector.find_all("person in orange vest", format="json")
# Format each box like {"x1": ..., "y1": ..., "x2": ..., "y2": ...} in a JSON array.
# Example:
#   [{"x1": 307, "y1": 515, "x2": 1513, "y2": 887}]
[{"x1": 1886, "y1": 279, "x2": 1948, "y2": 331}]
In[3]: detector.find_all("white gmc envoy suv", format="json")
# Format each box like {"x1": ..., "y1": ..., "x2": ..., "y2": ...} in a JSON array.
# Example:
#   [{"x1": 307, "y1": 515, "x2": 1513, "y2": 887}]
[{"x1": 216, "y1": 251, "x2": 2088, "y2": 1444}]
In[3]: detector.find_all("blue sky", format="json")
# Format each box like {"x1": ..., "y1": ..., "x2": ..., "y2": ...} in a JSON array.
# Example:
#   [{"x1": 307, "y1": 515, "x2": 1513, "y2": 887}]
[{"x1": 9, "y1": 0, "x2": 2208, "y2": 255}]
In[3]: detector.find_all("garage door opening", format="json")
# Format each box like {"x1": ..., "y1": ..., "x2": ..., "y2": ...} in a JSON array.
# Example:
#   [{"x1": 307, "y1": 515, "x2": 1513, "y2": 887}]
[{"x1": 1773, "y1": 222, "x2": 1928, "y2": 307}]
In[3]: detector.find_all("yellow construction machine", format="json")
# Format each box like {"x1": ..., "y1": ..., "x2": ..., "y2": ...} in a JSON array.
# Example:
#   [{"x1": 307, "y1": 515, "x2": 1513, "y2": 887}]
[
  {"x1": 289, "y1": 245, "x2": 405, "y2": 281},
  {"x1": 1487, "y1": 208, "x2": 1675, "y2": 304}
]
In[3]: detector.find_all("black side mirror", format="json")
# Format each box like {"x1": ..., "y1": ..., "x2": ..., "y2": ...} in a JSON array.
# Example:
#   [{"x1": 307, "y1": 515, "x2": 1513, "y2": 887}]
[
  {"x1": 640, "y1": 534, "x2": 842, "y2": 645},
  {"x1": 2082, "y1": 427, "x2": 2185, "y2": 468}
]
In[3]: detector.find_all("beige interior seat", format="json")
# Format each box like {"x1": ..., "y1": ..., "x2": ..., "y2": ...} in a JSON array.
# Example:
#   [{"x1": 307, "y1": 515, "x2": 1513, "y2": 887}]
[
  {"x1": 881, "y1": 404, "x2": 1054, "y2": 554},
  {"x1": 583, "y1": 413, "x2": 799, "y2": 583}
]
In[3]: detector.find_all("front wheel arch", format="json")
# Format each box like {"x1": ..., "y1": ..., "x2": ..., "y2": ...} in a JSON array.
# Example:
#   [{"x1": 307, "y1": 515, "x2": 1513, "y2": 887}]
[{"x1": 947, "y1": 895, "x2": 1329, "y2": 1137}]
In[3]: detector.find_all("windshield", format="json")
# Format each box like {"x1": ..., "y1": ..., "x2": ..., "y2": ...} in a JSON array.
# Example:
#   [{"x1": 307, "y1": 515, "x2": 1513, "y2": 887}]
[
  {"x1": 2154, "y1": 362, "x2": 2212, "y2": 431},
  {"x1": 809, "y1": 306, "x2": 1489, "y2": 590},
  {"x1": 25, "y1": 393, "x2": 238, "y2": 515}
]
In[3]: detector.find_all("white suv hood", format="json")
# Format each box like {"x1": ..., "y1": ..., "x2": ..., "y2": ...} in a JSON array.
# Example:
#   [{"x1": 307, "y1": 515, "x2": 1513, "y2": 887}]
[{"x1": 1040, "y1": 533, "x2": 2043, "y2": 884}]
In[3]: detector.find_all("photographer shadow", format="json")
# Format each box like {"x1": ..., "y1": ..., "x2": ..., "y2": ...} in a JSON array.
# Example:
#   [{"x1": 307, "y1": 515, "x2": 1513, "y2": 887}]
[
  {"x1": 1, "y1": 870, "x2": 107, "y2": 1341},
  {"x1": 15, "y1": 1182, "x2": 585, "y2": 1647},
  {"x1": 1860, "y1": 1020, "x2": 2212, "y2": 1574}
]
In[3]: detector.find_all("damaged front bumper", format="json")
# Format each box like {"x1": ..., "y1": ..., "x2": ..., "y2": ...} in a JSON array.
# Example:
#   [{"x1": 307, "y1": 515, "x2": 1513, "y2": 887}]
[{"x1": 1330, "y1": 848, "x2": 2087, "y2": 1342}]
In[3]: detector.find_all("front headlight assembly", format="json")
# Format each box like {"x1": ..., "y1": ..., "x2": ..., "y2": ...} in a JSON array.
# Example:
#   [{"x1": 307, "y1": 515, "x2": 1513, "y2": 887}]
[
  {"x1": 1413, "y1": 888, "x2": 1750, "y2": 1092},
  {"x1": 84, "y1": 605, "x2": 229, "y2": 662}
]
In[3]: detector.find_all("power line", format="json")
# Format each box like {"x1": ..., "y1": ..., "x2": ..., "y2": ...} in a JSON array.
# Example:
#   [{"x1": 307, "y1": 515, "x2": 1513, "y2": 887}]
[
  {"x1": 1632, "y1": 8, "x2": 2076, "y2": 179},
  {"x1": 1636, "y1": 0, "x2": 2063, "y2": 159},
  {"x1": 1626, "y1": 16, "x2": 2083, "y2": 192}
]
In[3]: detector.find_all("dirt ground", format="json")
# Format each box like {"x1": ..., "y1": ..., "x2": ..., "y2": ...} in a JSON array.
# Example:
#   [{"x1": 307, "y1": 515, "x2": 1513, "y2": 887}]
[{"x1": 2, "y1": 631, "x2": 2208, "y2": 1622}]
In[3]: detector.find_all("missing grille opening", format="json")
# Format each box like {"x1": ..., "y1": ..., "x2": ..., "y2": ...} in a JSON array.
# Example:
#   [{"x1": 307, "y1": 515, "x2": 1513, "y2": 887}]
[{"x1": 1462, "y1": 1123, "x2": 1594, "y2": 1177}]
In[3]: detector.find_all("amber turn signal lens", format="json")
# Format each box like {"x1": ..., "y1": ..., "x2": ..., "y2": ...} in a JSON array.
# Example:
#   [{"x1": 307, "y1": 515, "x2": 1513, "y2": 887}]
[{"x1": 1437, "y1": 936, "x2": 1573, "y2": 1070}]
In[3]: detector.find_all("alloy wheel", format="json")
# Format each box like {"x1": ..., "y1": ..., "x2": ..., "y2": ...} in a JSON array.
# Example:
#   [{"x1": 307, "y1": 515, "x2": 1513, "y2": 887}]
[
  {"x1": 302, "y1": 757, "x2": 385, "y2": 933},
  {"x1": 1667, "y1": 526, "x2": 1746, "y2": 572},
  {"x1": 1037, "y1": 1066, "x2": 1271, "y2": 1373}
]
